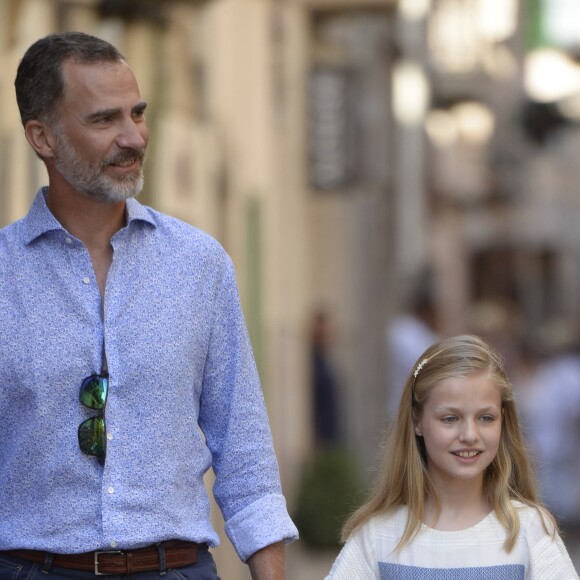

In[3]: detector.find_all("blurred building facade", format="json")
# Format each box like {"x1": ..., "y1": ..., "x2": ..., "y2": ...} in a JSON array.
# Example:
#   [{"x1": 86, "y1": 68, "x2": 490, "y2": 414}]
[{"x1": 2, "y1": 0, "x2": 580, "y2": 574}]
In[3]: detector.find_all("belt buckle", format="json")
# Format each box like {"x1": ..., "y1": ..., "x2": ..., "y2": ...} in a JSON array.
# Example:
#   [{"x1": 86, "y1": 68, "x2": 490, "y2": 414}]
[{"x1": 94, "y1": 550, "x2": 123, "y2": 575}]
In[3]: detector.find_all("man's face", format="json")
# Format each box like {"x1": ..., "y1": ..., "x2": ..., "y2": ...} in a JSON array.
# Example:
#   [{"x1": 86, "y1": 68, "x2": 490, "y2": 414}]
[{"x1": 50, "y1": 59, "x2": 149, "y2": 203}]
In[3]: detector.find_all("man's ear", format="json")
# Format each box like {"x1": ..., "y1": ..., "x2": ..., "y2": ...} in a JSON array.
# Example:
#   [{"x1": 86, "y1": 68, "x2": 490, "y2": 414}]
[{"x1": 24, "y1": 120, "x2": 56, "y2": 159}]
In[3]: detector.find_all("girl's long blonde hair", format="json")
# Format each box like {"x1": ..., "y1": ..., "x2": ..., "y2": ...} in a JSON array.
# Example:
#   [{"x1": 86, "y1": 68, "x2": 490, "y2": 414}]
[{"x1": 342, "y1": 334, "x2": 555, "y2": 551}]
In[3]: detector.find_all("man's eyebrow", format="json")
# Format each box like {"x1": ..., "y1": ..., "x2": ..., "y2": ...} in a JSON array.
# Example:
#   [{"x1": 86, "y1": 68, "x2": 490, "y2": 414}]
[
  {"x1": 83, "y1": 101, "x2": 147, "y2": 122},
  {"x1": 83, "y1": 107, "x2": 121, "y2": 122}
]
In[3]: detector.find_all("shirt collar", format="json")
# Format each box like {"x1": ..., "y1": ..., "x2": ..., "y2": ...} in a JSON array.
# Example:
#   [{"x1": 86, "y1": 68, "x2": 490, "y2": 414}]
[
  {"x1": 22, "y1": 187, "x2": 157, "y2": 246},
  {"x1": 125, "y1": 196, "x2": 157, "y2": 229}
]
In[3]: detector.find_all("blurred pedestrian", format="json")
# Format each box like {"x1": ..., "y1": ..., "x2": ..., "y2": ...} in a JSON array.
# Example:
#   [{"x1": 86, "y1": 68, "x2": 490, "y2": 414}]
[
  {"x1": 518, "y1": 320, "x2": 580, "y2": 555},
  {"x1": 311, "y1": 310, "x2": 341, "y2": 446},
  {"x1": 386, "y1": 283, "x2": 438, "y2": 421}
]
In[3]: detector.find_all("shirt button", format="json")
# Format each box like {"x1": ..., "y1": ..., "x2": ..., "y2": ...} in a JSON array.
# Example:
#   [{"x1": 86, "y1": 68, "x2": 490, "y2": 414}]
[
  {"x1": 107, "y1": 486, "x2": 115, "y2": 494},
  {"x1": 82, "y1": 277, "x2": 90, "y2": 285},
  {"x1": 107, "y1": 432, "x2": 113, "y2": 441},
  {"x1": 65, "y1": 238, "x2": 72, "y2": 245},
  {"x1": 110, "y1": 540, "x2": 118, "y2": 548}
]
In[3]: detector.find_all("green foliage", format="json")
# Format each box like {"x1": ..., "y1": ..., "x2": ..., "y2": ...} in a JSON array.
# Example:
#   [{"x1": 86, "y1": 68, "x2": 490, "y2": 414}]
[{"x1": 293, "y1": 447, "x2": 364, "y2": 549}]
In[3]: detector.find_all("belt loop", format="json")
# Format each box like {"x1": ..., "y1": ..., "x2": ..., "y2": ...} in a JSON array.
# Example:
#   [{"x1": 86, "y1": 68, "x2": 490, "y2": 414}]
[
  {"x1": 155, "y1": 543, "x2": 167, "y2": 576},
  {"x1": 41, "y1": 553, "x2": 54, "y2": 574},
  {"x1": 126, "y1": 553, "x2": 133, "y2": 576}
]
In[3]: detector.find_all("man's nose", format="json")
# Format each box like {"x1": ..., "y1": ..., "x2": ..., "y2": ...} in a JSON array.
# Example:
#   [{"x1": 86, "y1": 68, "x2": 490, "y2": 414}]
[{"x1": 116, "y1": 118, "x2": 148, "y2": 150}]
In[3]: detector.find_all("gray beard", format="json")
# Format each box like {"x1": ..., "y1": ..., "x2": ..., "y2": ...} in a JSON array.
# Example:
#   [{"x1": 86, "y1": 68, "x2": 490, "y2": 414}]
[{"x1": 52, "y1": 131, "x2": 145, "y2": 203}]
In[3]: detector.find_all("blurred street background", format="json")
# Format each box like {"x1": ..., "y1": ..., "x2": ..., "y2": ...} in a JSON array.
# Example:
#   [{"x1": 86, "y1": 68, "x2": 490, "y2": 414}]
[{"x1": 2, "y1": 0, "x2": 580, "y2": 576}]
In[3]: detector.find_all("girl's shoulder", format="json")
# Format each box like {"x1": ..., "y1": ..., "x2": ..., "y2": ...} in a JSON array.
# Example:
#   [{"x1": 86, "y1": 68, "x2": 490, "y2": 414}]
[
  {"x1": 368, "y1": 505, "x2": 409, "y2": 529},
  {"x1": 511, "y1": 500, "x2": 557, "y2": 536},
  {"x1": 512, "y1": 502, "x2": 579, "y2": 578},
  {"x1": 353, "y1": 505, "x2": 409, "y2": 540}
]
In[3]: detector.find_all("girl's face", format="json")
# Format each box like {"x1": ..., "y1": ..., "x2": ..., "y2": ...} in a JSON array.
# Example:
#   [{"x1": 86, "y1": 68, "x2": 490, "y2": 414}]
[{"x1": 415, "y1": 372, "x2": 502, "y2": 489}]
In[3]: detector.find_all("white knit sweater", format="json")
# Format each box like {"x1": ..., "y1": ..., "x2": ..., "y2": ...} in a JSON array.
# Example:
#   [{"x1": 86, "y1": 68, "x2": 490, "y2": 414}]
[{"x1": 325, "y1": 503, "x2": 578, "y2": 579}]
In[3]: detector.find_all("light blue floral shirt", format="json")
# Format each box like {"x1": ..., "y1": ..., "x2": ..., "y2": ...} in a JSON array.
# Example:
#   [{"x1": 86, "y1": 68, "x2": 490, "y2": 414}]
[{"x1": 0, "y1": 188, "x2": 298, "y2": 561}]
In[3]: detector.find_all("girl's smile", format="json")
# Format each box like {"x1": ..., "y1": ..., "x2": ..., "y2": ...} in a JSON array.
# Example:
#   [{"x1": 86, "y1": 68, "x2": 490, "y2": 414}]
[{"x1": 452, "y1": 449, "x2": 482, "y2": 460}]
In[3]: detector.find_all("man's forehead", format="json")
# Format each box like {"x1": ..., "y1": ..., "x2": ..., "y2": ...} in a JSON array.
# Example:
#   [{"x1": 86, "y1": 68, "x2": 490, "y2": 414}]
[
  {"x1": 60, "y1": 59, "x2": 141, "y2": 102},
  {"x1": 62, "y1": 58, "x2": 134, "y2": 86}
]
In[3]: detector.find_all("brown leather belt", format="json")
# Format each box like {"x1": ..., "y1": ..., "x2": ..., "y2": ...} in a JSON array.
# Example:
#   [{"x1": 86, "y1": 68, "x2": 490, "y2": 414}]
[{"x1": 3, "y1": 540, "x2": 207, "y2": 576}]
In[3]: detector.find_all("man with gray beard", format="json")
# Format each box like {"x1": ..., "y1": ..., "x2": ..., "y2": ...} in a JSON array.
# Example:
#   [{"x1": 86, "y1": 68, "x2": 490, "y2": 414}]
[{"x1": 0, "y1": 31, "x2": 297, "y2": 580}]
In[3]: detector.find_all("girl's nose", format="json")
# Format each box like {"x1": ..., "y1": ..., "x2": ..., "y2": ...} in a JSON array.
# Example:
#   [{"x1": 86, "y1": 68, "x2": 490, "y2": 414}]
[{"x1": 459, "y1": 419, "x2": 479, "y2": 443}]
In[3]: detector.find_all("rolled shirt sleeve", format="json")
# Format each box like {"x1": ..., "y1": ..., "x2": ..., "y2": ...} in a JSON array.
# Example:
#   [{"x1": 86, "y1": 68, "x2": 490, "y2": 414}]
[{"x1": 190, "y1": 250, "x2": 298, "y2": 560}]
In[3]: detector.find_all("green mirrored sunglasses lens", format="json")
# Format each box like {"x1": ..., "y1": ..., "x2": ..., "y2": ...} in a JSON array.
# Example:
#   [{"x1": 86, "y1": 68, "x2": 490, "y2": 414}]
[
  {"x1": 79, "y1": 376, "x2": 108, "y2": 410},
  {"x1": 78, "y1": 417, "x2": 106, "y2": 457}
]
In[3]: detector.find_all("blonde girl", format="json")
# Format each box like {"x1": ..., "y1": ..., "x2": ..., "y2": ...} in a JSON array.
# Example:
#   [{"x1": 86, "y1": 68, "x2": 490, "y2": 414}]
[{"x1": 326, "y1": 334, "x2": 578, "y2": 579}]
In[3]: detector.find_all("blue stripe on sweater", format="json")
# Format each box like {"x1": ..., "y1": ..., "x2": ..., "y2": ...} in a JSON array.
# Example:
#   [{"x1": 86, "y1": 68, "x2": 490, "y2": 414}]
[{"x1": 379, "y1": 563, "x2": 525, "y2": 579}]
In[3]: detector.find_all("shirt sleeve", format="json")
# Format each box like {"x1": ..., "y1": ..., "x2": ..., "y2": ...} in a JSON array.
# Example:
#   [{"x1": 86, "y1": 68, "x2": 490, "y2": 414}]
[
  {"x1": 325, "y1": 525, "x2": 379, "y2": 580},
  {"x1": 198, "y1": 255, "x2": 298, "y2": 561},
  {"x1": 525, "y1": 510, "x2": 579, "y2": 579}
]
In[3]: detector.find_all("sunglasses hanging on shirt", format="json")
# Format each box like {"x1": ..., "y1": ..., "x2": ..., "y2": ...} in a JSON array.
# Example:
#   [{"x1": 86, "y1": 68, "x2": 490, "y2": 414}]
[{"x1": 78, "y1": 372, "x2": 108, "y2": 466}]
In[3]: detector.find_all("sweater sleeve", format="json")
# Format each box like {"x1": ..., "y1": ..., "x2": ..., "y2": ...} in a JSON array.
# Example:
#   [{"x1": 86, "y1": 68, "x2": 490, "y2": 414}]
[
  {"x1": 525, "y1": 510, "x2": 579, "y2": 579},
  {"x1": 325, "y1": 524, "x2": 379, "y2": 580}
]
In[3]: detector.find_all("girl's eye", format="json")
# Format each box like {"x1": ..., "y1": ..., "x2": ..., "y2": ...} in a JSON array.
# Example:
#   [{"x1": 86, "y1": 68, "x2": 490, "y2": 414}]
[
  {"x1": 480, "y1": 415, "x2": 495, "y2": 423},
  {"x1": 441, "y1": 416, "x2": 457, "y2": 424}
]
